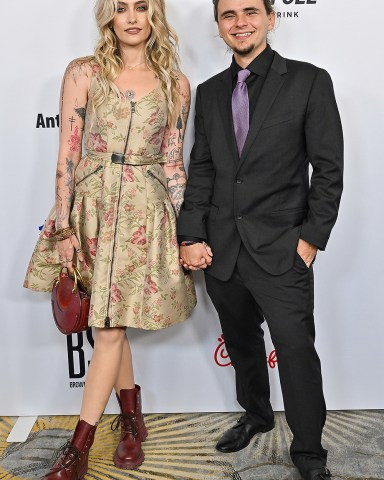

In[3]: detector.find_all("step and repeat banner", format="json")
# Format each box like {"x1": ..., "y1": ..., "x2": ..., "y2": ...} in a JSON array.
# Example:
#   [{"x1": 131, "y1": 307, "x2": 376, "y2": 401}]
[{"x1": 1, "y1": 0, "x2": 383, "y2": 416}]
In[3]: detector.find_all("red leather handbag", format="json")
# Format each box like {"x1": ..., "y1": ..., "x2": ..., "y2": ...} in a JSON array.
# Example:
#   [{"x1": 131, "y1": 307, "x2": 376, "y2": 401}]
[{"x1": 51, "y1": 266, "x2": 90, "y2": 334}]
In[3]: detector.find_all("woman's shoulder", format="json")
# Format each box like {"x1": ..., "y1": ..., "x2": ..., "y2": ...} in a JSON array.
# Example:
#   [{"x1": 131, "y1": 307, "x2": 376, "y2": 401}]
[
  {"x1": 64, "y1": 56, "x2": 101, "y2": 81},
  {"x1": 176, "y1": 71, "x2": 190, "y2": 93}
]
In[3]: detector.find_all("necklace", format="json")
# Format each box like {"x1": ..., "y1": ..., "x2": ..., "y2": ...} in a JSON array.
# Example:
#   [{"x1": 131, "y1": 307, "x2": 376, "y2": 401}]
[
  {"x1": 125, "y1": 61, "x2": 146, "y2": 71},
  {"x1": 124, "y1": 90, "x2": 136, "y2": 101}
]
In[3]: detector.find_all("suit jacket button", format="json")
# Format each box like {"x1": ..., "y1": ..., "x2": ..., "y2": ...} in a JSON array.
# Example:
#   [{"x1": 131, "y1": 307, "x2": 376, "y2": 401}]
[
  {"x1": 236, "y1": 178, "x2": 243, "y2": 184},
  {"x1": 237, "y1": 215, "x2": 243, "y2": 220}
]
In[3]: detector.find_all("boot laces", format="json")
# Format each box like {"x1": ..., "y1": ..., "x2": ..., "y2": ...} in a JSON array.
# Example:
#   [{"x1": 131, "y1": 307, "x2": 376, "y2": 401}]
[
  {"x1": 52, "y1": 440, "x2": 80, "y2": 467},
  {"x1": 111, "y1": 413, "x2": 138, "y2": 437}
]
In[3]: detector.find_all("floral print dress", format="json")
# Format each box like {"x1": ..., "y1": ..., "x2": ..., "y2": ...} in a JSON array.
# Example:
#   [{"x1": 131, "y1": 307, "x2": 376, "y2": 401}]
[{"x1": 24, "y1": 63, "x2": 196, "y2": 330}]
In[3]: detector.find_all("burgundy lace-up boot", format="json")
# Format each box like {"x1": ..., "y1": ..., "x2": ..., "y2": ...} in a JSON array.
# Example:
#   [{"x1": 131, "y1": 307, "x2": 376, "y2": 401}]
[
  {"x1": 42, "y1": 419, "x2": 97, "y2": 480},
  {"x1": 112, "y1": 385, "x2": 148, "y2": 469}
]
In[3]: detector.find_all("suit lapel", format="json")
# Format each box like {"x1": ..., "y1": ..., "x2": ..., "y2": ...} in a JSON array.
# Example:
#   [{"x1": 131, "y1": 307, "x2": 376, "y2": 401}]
[
  {"x1": 217, "y1": 69, "x2": 239, "y2": 162},
  {"x1": 238, "y1": 53, "x2": 288, "y2": 168}
]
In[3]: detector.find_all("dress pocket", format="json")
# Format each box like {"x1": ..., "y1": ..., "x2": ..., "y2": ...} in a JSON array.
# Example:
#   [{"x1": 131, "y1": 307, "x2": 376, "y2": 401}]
[
  {"x1": 145, "y1": 167, "x2": 170, "y2": 207},
  {"x1": 74, "y1": 161, "x2": 104, "y2": 198},
  {"x1": 146, "y1": 169, "x2": 167, "y2": 191},
  {"x1": 75, "y1": 164, "x2": 103, "y2": 186}
]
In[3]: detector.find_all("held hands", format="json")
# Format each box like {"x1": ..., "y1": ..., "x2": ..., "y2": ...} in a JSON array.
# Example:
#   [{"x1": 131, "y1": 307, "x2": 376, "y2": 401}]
[
  {"x1": 179, "y1": 243, "x2": 213, "y2": 271},
  {"x1": 297, "y1": 238, "x2": 318, "y2": 267},
  {"x1": 57, "y1": 235, "x2": 85, "y2": 273},
  {"x1": 179, "y1": 239, "x2": 316, "y2": 270}
]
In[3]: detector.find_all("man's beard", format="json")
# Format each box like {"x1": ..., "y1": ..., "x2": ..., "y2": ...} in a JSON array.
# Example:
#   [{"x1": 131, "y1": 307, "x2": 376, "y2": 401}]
[{"x1": 233, "y1": 43, "x2": 256, "y2": 56}]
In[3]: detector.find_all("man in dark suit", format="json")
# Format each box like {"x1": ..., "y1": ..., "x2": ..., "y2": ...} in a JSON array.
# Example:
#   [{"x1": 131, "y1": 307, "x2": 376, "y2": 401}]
[{"x1": 177, "y1": 0, "x2": 343, "y2": 479}]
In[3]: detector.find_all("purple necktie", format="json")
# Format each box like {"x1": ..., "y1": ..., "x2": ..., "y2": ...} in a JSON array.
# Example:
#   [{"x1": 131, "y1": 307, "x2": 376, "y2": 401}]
[{"x1": 232, "y1": 69, "x2": 251, "y2": 156}]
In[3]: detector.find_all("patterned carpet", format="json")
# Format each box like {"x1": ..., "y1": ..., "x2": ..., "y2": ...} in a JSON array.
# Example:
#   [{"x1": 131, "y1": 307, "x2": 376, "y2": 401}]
[{"x1": 1, "y1": 411, "x2": 383, "y2": 480}]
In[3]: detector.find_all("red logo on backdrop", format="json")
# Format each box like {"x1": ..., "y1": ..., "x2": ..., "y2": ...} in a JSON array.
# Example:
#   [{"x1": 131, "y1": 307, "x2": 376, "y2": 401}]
[
  {"x1": 267, "y1": 350, "x2": 278, "y2": 369},
  {"x1": 214, "y1": 334, "x2": 278, "y2": 369},
  {"x1": 214, "y1": 334, "x2": 232, "y2": 367}
]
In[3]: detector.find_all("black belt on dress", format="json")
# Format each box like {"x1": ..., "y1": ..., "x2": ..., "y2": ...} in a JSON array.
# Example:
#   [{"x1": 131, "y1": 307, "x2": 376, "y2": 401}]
[
  {"x1": 85, "y1": 150, "x2": 166, "y2": 166},
  {"x1": 111, "y1": 153, "x2": 126, "y2": 165},
  {"x1": 110, "y1": 152, "x2": 166, "y2": 165}
]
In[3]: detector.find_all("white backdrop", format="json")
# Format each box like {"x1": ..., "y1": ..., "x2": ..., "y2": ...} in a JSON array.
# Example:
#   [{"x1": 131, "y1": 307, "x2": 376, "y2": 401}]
[{"x1": 1, "y1": 0, "x2": 384, "y2": 416}]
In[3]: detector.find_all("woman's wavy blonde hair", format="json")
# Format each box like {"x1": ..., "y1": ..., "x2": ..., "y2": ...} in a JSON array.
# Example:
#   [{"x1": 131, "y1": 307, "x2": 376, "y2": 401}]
[{"x1": 93, "y1": 0, "x2": 181, "y2": 124}]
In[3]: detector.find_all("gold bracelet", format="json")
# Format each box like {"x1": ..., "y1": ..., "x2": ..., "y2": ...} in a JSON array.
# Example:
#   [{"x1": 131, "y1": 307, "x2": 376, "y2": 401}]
[
  {"x1": 54, "y1": 227, "x2": 75, "y2": 241},
  {"x1": 56, "y1": 231, "x2": 75, "y2": 241},
  {"x1": 54, "y1": 227, "x2": 72, "y2": 236},
  {"x1": 55, "y1": 226, "x2": 72, "y2": 235}
]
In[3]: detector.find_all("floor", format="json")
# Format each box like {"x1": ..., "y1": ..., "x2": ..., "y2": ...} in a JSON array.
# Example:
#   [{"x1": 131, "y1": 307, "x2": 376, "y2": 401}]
[{"x1": 1, "y1": 411, "x2": 383, "y2": 479}]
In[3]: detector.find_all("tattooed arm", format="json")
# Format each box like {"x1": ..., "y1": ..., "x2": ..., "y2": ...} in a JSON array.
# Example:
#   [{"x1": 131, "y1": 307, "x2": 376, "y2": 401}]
[
  {"x1": 55, "y1": 58, "x2": 91, "y2": 230},
  {"x1": 55, "y1": 58, "x2": 92, "y2": 270},
  {"x1": 161, "y1": 74, "x2": 191, "y2": 217}
]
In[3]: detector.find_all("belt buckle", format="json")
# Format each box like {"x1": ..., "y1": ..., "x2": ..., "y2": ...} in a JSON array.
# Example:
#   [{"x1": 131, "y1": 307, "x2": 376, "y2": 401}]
[{"x1": 111, "y1": 153, "x2": 125, "y2": 165}]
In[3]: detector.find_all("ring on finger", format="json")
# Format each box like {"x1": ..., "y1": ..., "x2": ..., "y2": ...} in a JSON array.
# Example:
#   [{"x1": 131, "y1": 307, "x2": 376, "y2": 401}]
[{"x1": 76, "y1": 248, "x2": 82, "y2": 253}]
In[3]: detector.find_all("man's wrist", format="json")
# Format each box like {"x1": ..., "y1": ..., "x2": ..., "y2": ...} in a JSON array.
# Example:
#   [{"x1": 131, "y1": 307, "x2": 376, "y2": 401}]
[
  {"x1": 180, "y1": 241, "x2": 199, "y2": 247},
  {"x1": 178, "y1": 235, "x2": 205, "y2": 245}
]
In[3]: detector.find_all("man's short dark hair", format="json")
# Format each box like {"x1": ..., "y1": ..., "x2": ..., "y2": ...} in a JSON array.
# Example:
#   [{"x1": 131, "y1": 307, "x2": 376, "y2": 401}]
[{"x1": 212, "y1": 0, "x2": 274, "y2": 22}]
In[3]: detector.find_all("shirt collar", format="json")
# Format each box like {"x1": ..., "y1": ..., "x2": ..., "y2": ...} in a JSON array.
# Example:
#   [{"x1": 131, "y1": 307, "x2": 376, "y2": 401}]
[{"x1": 231, "y1": 44, "x2": 274, "y2": 80}]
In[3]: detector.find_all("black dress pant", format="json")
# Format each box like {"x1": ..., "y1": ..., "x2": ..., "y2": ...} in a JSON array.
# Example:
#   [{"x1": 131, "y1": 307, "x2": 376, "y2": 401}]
[{"x1": 205, "y1": 245, "x2": 327, "y2": 471}]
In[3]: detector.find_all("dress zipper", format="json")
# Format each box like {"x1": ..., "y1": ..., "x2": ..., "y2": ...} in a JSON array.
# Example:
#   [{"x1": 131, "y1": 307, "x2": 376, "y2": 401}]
[{"x1": 104, "y1": 101, "x2": 136, "y2": 328}]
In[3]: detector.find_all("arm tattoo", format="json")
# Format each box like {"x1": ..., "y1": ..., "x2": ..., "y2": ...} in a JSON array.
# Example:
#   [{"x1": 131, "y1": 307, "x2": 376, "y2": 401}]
[
  {"x1": 167, "y1": 146, "x2": 183, "y2": 163},
  {"x1": 68, "y1": 126, "x2": 81, "y2": 152},
  {"x1": 165, "y1": 165, "x2": 187, "y2": 216},
  {"x1": 75, "y1": 98, "x2": 86, "y2": 121},
  {"x1": 65, "y1": 158, "x2": 75, "y2": 186},
  {"x1": 55, "y1": 60, "x2": 89, "y2": 228},
  {"x1": 60, "y1": 60, "x2": 89, "y2": 132},
  {"x1": 175, "y1": 104, "x2": 189, "y2": 145},
  {"x1": 176, "y1": 115, "x2": 183, "y2": 142},
  {"x1": 65, "y1": 59, "x2": 90, "y2": 86},
  {"x1": 69, "y1": 116, "x2": 76, "y2": 131},
  {"x1": 161, "y1": 81, "x2": 190, "y2": 213},
  {"x1": 75, "y1": 107, "x2": 86, "y2": 121},
  {"x1": 161, "y1": 130, "x2": 182, "y2": 164},
  {"x1": 55, "y1": 170, "x2": 64, "y2": 205},
  {"x1": 55, "y1": 157, "x2": 75, "y2": 229}
]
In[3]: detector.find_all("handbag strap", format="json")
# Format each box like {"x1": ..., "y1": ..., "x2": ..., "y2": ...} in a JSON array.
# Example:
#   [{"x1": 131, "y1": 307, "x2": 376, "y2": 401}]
[{"x1": 56, "y1": 266, "x2": 88, "y2": 294}]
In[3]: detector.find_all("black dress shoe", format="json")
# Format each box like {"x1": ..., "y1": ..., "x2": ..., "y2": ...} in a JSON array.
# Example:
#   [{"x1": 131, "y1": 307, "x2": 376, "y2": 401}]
[
  {"x1": 215, "y1": 415, "x2": 274, "y2": 453},
  {"x1": 303, "y1": 466, "x2": 332, "y2": 480}
]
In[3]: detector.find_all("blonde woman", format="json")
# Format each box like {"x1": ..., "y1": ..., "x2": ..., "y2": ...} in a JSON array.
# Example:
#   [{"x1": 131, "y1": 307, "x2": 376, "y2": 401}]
[{"x1": 24, "y1": 0, "x2": 196, "y2": 476}]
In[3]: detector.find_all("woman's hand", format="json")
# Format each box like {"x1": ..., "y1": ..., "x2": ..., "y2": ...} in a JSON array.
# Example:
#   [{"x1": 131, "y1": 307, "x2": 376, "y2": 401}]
[{"x1": 57, "y1": 234, "x2": 85, "y2": 273}]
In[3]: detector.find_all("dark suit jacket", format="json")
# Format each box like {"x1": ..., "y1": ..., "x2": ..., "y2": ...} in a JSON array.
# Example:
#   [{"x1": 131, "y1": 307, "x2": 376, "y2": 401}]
[{"x1": 178, "y1": 50, "x2": 344, "y2": 280}]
